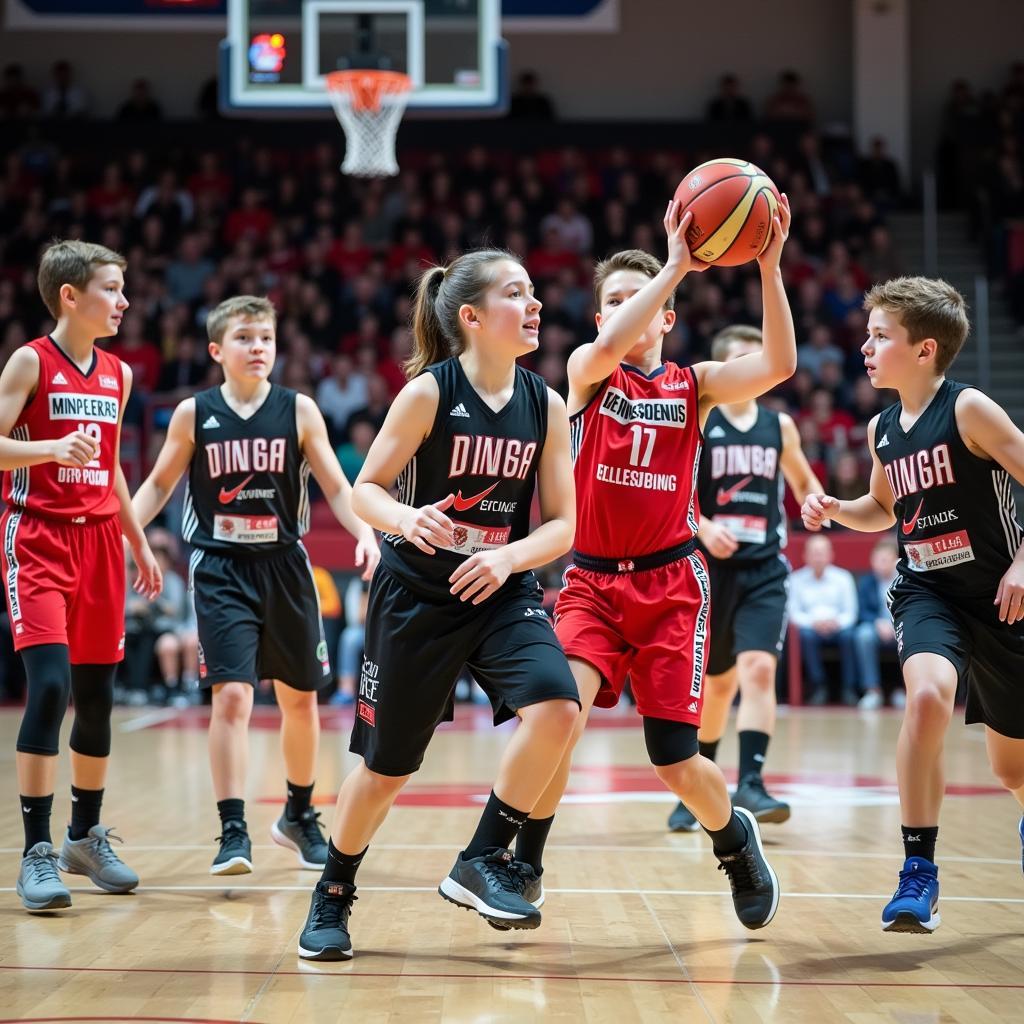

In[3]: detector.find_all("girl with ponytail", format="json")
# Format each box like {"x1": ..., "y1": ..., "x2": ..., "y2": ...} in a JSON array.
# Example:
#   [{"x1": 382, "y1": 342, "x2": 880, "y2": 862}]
[{"x1": 298, "y1": 249, "x2": 580, "y2": 961}]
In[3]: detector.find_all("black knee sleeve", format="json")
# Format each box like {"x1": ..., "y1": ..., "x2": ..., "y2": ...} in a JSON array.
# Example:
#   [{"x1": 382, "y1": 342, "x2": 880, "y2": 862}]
[
  {"x1": 643, "y1": 716, "x2": 700, "y2": 767},
  {"x1": 69, "y1": 663, "x2": 116, "y2": 758},
  {"x1": 16, "y1": 644, "x2": 71, "y2": 756}
]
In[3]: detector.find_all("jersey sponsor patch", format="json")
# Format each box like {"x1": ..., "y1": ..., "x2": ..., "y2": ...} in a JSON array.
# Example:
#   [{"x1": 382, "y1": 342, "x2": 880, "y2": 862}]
[
  {"x1": 904, "y1": 529, "x2": 975, "y2": 572},
  {"x1": 212, "y1": 513, "x2": 279, "y2": 544},
  {"x1": 597, "y1": 387, "x2": 688, "y2": 428},
  {"x1": 712, "y1": 513, "x2": 768, "y2": 544},
  {"x1": 99, "y1": 374, "x2": 119, "y2": 390},
  {"x1": 436, "y1": 519, "x2": 511, "y2": 556},
  {"x1": 47, "y1": 393, "x2": 119, "y2": 423}
]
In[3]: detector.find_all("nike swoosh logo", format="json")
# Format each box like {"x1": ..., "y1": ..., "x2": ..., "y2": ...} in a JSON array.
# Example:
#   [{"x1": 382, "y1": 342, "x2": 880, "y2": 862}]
[
  {"x1": 901, "y1": 497, "x2": 925, "y2": 535},
  {"x1": 453, "y1": 482, "x2": 500, "y2": 512},
  {"x1": 716, "y1": 475, "x2": 754, "y2": 507},
  {"x1": 218, "y1": 473, "x2": 255, "y2": 505}
]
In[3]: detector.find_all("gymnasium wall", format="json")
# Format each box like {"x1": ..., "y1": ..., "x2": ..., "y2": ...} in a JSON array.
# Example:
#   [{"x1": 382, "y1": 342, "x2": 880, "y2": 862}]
[{"x1": 0, "y1": 0, "x2": 1021, "y2": 175}]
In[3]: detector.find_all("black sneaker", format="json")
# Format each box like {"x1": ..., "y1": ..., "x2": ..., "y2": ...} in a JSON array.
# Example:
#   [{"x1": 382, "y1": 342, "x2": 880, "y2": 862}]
[
  {"x1": 271, "y1": 808, "x2": 328, "y2": 869},
  {"x1": 438, "y1": 848, "x2": 541, "y2": 930},
  {"x1": 732, "y1": 774, "x2": 791, "y2": 825},
  {"x1": 668, "y1": 800, "x2": 699, "y2": 832},
  {"x1": 297, "y1": 881, "x2": 357, "y2": 961},
  {"x1": 715, "y1": 807, "x2": 780, "y2": 930},
  {"x1": 487, "y1": 862, "x2": 545, "y2": 932},
  {"x1": 210, "y1": 820, "x2": 253, "y2": 876}
]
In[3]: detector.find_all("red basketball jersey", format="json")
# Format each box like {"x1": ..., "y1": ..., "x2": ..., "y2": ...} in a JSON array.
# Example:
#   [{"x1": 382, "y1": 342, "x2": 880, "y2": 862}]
[
  {"x1": 570, "y1": 362, "x2": 702, "y2": 559},
  {"x1": 3, "y1": 337, "x2": 124, "y2": 521}
]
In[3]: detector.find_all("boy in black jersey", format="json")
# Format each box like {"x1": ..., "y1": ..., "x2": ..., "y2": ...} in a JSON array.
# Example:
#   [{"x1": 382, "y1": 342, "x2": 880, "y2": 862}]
[
  {"x1": 803, "y1": 276, "x2": 1024, "y2": 934},
  {"x1": 133, "y1": 296, "x2": 379, "y2": 876},
  {"x1": 668, "y1": 324, "x2": 822, "y2": 834}
]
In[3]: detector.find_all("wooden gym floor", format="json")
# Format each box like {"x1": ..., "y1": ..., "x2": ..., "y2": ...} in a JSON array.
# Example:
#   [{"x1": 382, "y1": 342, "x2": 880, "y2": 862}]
[{"x1": 0, "y1": 703, "x2": 1021, "y2": 1023}]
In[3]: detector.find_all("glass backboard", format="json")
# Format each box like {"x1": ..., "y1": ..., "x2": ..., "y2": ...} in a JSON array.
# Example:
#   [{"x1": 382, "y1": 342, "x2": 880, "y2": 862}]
[{"x1": 222, "y1": 0, "x2": 506, "y2": 115}]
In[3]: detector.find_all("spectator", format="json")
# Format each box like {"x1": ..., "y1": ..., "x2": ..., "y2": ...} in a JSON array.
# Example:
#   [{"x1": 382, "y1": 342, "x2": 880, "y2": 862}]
[
  {"x1": 336, "y1": 414, "x2": 377, "y2": 484},
  {"x1": 508, "y1": 70, "x2": 556, "y2": 120},
  {"x1": 156, "y1": 333, "x2": 207, "y2": 396},
  {"x1": 147, "y1": 530, "x2": 199, "y2": 706},
  {"x1": 316, "y1": 353, "x2": 368, "y2": 444},
  {"x1": 41, "y1": 60, "x2": 90, "y2": 119},
  {"x1": 829, "y1": 450, "x2": 871, "y2": 501},
  {"x1": 345, "y1": 373, "x2": 390, "y2": 436},
  {"x1": 0, "y1": 63, "x2": 39, "y2": 120},
  {"x1": 117, "y1": 78, "x2": 163, "y2": 122},
  {"x1": 788, "y1": 535, "x2": 859, "y2": 705},
  {"x1": 540, "y1": 199, "x2": 593, "y2": 255},
  {"x1": 857, "y1": 135, "x2": 902, "y2": 206},
  {"x1": 331, "y1": 577, "x2": 369, "y2": 706},
  {"x1": 764, "y1": 69, "x2": 815, "y2": 124},
  {"x1": 706, "y1": 73, "x2": 753, "y2": 122},
  {"x1": 853, "y1": 539, "x2": 902, "y2": 710},
  {"x1": 135, "y1": 171, "x2": 194, "y2": 236},
  {"x1": 797, "y1": 322, "x2": 845, "y2": 381},
  {"x1": 166, "y1": 234, "x2": 216, "y2": 305}
]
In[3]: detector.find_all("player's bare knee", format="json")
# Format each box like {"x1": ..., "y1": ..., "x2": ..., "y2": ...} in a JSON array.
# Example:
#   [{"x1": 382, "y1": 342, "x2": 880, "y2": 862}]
[
  {"x1": 904, "y1": 683, "x2": 953, "y2": 733},
  {"x1": 522, "y1": 698, "x2": 579, "y2": 738},
  {"x1": 357, "y1": 763, "x2": 410, "y2": 798},
  {"x1": 653, "y1": 755, "x2": 699, "y2": 793},
  {"x1": 154, "y1": 632, "x2": 180, "y2": 658},
  {"x1": 989, "y1": 758, "x2": 1024, "y2": 792},
  {"x1": 739, "y1": 652, "x2": 775, "y2": 692},
  {"x1": 706, "y1": 672, "x2": 737, "y2": 700},
  {"x1": 212, "y1": 682, "x2": 253, "y2": 724}
]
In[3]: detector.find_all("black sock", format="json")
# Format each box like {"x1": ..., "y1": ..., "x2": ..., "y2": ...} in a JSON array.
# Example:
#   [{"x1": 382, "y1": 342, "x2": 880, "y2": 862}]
[
  {"x1": 286, "y1": 781, "x2": 314, "y2": 821},
  {"x1": 463, "y1": 791, "x2": 529, "y2": 860},
  {"x1": 514, "y1": 814, "x2": 554, "y2": 874},
  {"x1": 217, "y1": 798, "x2": 246, "y2": 829},
  {"x1": 738, "y1": 731, "x2": 770, "y2": 780},
  {"x1": 698, "y1": 739, "x2": 719, "y2": 762},
  {"x1": 69, "y1": 786, "x2": 103, "y2": 840},
  {"x1": 902, "y1": 825, "x2": 938, "y2": 863},
  {"x1": 705, "y1": 810, "x2": 748, "y2": 855},
  {"x1": 321, "y1": 839, "x2": 366, "y2": 887},
  {"x1": 21, "y1": 794, "x2": 53, "y2": 856}
]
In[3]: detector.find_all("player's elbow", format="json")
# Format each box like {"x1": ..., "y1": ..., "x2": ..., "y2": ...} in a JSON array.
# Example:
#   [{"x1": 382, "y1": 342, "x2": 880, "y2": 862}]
[{"x1": 351, "y1": 482, "x2": 371, "y2": 522}]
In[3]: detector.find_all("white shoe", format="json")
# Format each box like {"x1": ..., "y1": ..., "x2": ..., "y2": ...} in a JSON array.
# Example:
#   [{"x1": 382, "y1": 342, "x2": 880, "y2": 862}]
[
  {"x1": 890, "y1": 690, "x2": 907, "y2": 709},
  {"x1": 858, "y1": 690, "x2": 883, "y2": 710}
]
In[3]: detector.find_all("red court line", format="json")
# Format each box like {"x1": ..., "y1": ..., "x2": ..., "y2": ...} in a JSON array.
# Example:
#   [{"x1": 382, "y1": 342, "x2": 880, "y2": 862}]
[
  {"x1": 0, "y1": 1018, "x2": 262, "y2": 1023},
  {"x1": 2, "y1": 965, "x2": 1022, "y2": 990}
]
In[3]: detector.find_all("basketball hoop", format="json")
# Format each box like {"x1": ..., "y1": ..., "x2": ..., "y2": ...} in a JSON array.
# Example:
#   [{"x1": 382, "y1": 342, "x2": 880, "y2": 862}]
[{"x1": 326, "y1": 69, "x2": 412, "y2": 178}]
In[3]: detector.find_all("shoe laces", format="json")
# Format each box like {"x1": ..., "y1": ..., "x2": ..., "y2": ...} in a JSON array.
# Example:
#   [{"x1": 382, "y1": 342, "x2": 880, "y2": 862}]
[
  {"x1": 215, "y1": 821, "x2": 248, "y2": 848},
  {"x1": 27, "y1": 846, "x2": 62, "y2": 884},
  {"x1": 893, "y1": 866, "x2": 934, "y2": 903},
  {"x1": 479, "y1": 850, "x2": 521, "y2": 895},
  {"x1": 739, "y1": 774, "x2": 769, "y2": 796},
  {"x1": 507, "y1": 860, "x2": 538, "y2": 893},
  {"x1": 296, "y1": 809, "x2": 326, "y2": 846},
  {"x1": 717, "y1": 847, "x2": 762, "y2": 895},
  {"x1": 85, "y1": 828, "x2": 126, "y2": 867},
  {"x1": 312, "y1": 886, "x2": 356, "y2": 929}
]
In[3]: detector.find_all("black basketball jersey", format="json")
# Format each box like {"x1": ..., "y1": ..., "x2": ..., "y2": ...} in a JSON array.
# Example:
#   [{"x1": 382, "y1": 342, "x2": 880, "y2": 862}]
[
  {"x1": 876, "y1": 379, "x2": 1023, "y2": 599},
  {"x1": 698, "y1": 405, "x2": 786, "y2": 562},
  {"x1": 380, "y1": 357, "x2": 549, "y2": 601},
  {"x1": 183, "y1": 385, "x2": 310, "y2": 557}
]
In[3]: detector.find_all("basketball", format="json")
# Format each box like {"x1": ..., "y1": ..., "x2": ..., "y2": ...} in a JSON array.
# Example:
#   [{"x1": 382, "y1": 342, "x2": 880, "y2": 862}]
[{"x1": 674, "y1": 158, "x2": 782, "y2": 266}]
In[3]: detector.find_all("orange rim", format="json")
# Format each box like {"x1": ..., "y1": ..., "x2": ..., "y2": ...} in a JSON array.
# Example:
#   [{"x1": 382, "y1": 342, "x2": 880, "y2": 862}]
[{"x1": 325, "y1": 70, "x2": 412, "y2": 113}]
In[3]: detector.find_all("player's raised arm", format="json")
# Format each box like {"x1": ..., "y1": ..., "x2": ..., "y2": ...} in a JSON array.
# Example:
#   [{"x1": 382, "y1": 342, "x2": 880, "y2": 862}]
[
  {"x1": 295, "y1": 393, "x2": 379, "y2": 580},
  {"x1": 132, "y1": 398, "x2": 197, "y2": 528},
  {"x1": 352, "y1": 372, "x2": 454, "y2": 555},
  {"x1": 694, "y1": 196, "x2": 797, "y2": 411},
  {"x1": 802, "y1": 416, "x2": 896, "y2": 533},
  {"x1": 778, "y1": 412, "x2": 825, "y2": 505},
  {"x1": 567, "y1": 201, "x2": 705, "y2": 394}
]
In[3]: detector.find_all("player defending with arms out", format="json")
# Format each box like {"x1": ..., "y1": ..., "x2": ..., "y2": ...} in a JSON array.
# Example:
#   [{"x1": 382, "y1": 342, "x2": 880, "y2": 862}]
[
  {"x1": 296, "y1": 250, "x2": 580, "y2": 961},
  {"x1": 0, "y1": 240, "x2": 161, "y2": 912},
  {"x1": 514, "y1": 198, "x2": 797, "y2": 931},
  {"x1": 132, "y1": 296, "x2": 379, "y2": 876},
  {"x1": 668, "y1": 323, "x2": 823, "y2": 833},
  {"x1": 803, "y1": 277, "x2": 1024, "y2": 933}
]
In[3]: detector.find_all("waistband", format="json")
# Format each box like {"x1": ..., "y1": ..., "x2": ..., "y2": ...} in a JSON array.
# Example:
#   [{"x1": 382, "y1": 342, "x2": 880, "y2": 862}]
[
  {"x1": 571, "y1": 538, "x2": 697, "y2": 575},
  {"x1": 2, "y1": 505, "x2": 118, "y2": 527},
  {"x1": 189, "y1": 539, "x2": 300, "y2": 563}
]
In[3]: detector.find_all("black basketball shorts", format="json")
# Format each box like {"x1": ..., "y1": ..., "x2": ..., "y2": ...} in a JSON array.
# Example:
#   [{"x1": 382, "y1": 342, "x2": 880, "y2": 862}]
[
  {"x1": 706, "y1": 556, "x2": 790, "y2": 676},
  {"x1": 350, "y1": 565, "x2": 580, "y2": 777},
  {"x1": 889, "y1": 574, "x2": 1024, "y2": 739},
  {"x1": 191, "y1": 542, "x2": 331, "y2": 692}
]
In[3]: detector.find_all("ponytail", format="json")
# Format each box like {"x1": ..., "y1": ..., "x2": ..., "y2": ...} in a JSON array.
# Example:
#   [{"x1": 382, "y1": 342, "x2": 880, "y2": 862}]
[
  {"x1": 407, "y1": 266, "x2": 449, "y2": 378},
  {"x1": 404, "y1": 248, "x2": 518, "y2": 379}
]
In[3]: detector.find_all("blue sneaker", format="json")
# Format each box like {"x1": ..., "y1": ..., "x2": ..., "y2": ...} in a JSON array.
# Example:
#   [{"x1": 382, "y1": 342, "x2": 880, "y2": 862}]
[{"x1": 881, "y1": 857, "x2": 940, "y2": 933}]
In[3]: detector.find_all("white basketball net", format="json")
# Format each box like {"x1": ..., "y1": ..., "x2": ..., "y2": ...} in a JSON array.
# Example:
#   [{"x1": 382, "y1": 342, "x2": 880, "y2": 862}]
[{"x1": 326, "y1": 71, "x2": 411, "y2": 178}]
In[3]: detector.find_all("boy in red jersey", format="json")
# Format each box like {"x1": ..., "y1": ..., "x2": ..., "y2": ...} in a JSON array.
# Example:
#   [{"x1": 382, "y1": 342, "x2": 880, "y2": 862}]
[
  {"x1": 0, "y1": 240, "x2": 161, "y2": 912},
  {"x1": 511, "y1": 200, "x2": 797, "y2": 931}
]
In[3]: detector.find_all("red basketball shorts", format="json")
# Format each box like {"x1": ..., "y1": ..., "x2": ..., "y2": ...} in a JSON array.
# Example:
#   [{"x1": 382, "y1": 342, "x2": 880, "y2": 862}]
[
  {"x1": 554, "y1": 551, "x2": 711, "y2": 724},
  {"x1": 1, "y1": 509, "x2": 126, "y2": 663}
]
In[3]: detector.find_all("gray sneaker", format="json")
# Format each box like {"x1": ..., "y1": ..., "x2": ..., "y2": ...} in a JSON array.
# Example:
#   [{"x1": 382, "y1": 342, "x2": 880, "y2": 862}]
[
  {"x1": 17, "y1": 842, "x2": 72, "y2": 911},
  {"x1": 271, "y1": 808, "x2": 328, "y2": 869},
  {"x1": 58, "y1": 825, "x2": 139, "y2": 893}
]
